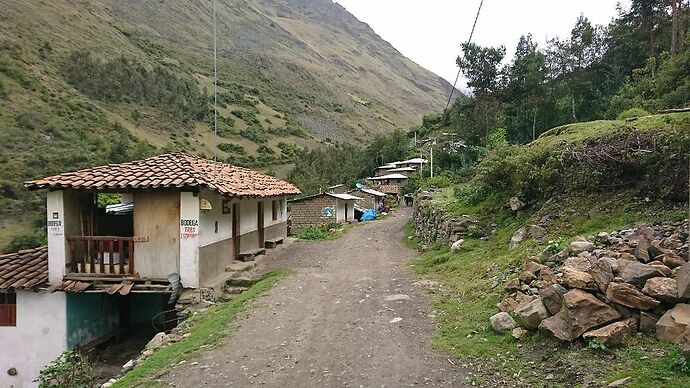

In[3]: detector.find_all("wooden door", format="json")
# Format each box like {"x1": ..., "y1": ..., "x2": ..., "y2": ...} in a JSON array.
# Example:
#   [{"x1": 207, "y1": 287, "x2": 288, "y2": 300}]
[
  {"x1": 345, "y1": 202, "x2": 349, "y2": 221},
  {"x1": 232, "y1": 203, "x2": 240, "y2": 259},
  {"x1": 257, "y1": 201, "x2": 265, "y2": 248}
]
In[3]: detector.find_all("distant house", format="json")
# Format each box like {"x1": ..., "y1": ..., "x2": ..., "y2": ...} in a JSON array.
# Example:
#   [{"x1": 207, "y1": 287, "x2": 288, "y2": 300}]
[
  {"x1": 0, "y1": 152, "x2": 299, "y2": 388},
  {"x1": 289, "y1": 192, "x2": 361, "y2": 231},
  {"x1": 367, "y1": 173, "x2": 408, "y2": 188},
  {"x1": 349, "y1": 187, "x2": 386, "y2": 210},
  {"x1": 393, "y1": 157, "x2": 427, "y2": 170},
  {"x1": 386, "y1": 166, "x2": 416, "y2": 177},
  {"x1": 374, "y1": 164, "x2": 397, "y2": 177},
  {"x1": 326, "y1": 184, "x2": 349, "y2": 194}
]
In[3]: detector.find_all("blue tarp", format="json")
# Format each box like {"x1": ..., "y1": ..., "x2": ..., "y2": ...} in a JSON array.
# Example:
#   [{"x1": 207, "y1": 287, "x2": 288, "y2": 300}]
[{"x1": 360, "y1": 209, "x2": 377, "y2": 221}]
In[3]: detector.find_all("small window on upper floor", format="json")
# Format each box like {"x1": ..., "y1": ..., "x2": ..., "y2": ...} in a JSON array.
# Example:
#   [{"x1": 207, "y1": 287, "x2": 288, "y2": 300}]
[
  {"x1": 272, "y1": 200, "x2": 278, "y2": 221},
  {"x1": 0, "y1": 291, "x2": 17, "y2": 327}
]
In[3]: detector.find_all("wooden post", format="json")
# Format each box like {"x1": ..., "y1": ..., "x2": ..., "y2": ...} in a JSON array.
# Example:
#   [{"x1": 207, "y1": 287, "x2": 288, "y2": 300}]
[
  {"x1": 118, "y1": 240, "x2": 125, "y2": 275},
  {"x1": 99, "y1": 240, "x2": 105, "y2": 274},
  {"x1": 109, "y1": 239, "x2": 115, "y2": 275},
  {"x1": 128, "y1": 240, "x2": 134, "y2": 274}
]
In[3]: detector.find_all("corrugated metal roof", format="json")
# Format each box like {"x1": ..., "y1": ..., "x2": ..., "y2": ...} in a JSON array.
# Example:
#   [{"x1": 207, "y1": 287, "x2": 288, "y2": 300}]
[
  {"x1": 328, "y1": 193, "x2": 362, "y2": 200},
  {"x1": 358, "y1": 188, "x2": 386, "y2": 197},
  {"x1": 368, "y1": 174, "x2": 408, "y2": 180},
  {"x1": 388, "y1": 167, "x2": 416, "y2": 172}
]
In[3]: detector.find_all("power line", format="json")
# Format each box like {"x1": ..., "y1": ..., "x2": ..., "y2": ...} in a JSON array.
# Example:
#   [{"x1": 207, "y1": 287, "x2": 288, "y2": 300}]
[{"x1": 443, "y1": 0, "x2": 484, "y2": 114}]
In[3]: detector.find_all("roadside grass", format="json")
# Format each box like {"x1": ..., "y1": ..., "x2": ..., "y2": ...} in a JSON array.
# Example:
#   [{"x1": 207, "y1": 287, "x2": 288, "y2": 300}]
[
  {"x1": 408, "y1": 188, "x2": 690, "y2": 387},
  {"x1": 295, "y1": 222, "x2": 357, "y2": 241},
  {"x1": 113, "y1": 268, "x2": 293, "y2": 388}
]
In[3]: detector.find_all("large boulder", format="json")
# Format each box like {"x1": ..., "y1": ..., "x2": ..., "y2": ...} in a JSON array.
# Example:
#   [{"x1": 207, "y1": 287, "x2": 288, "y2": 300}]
[
  {"x1": 146, "y1": 332, "x2": 169, "y2": 350},
  {"x1": 497, "y1": 292, "x2": 538, "y2": 313},
  {"x1": 490, "y1": 312, "x2": 517, "y2": 333},
  {"x1": 541, "y1": 284, "x2": 568, "y2": 315},
  {"x1": 515, "y1": 298, "x2": 549, "y2": 329},
  {"x1": 562, "y1": 266, "x2": 598, "y2": 291},
  {"x1": 606, "y1": 282, "x2": 660, "y2": 310},
  {"x1": 510, "y1": 228, "x2": 527, "y2": 249},
  {"x1": 590, "y1": 259, "x2": 615, "y2": 294},
  {"x1": 538, "y1": 312, "x2": 573, "y2": 342},
  {"x1": 677, "y1": 262, "x2": 690, "y2": 299},
  {"x1": 639, "y1": 311, "x2": 660, "y2": 334},
  {"x1": 564, "y1": 289, "x2": 621, "y2": 338},
  {"x1": 570, "y1": 240, "x2": 595, "y2": 254},
  {"x1": 634, "y1": 240, "x2": 651, "y2": 263},
  {"x1": 564, "y1": 256, "x2": 593, "y2": 272},
  {"x1": 619, "y1": 261, "x2": 666, "y2": 288},
  {"x1": 663, "y1": 253, "x2": 687, "y2": 269},
  {"x1": 582, "y1": 318, "x2": 637, "y2": 346},
  {"x1": 450, "y1": 239, "x2": 464, "y2": 251},
  {"x1": 642, "y1": 277, "x2": 679, "y2": 303},
  {"x1": 656, "y1": 304, "x2": 690, "y2": 353}
]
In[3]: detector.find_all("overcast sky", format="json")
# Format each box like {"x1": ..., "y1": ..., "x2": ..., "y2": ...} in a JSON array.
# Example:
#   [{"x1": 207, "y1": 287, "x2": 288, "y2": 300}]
[{"x1": 333, "y1": 0, "x2": 630, "y2": 90}]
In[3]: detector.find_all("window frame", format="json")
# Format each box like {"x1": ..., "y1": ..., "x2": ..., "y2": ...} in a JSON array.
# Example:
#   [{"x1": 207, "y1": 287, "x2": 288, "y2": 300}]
[{"x1": 0, "y1": 291, "x2": 17, "y2": 327}]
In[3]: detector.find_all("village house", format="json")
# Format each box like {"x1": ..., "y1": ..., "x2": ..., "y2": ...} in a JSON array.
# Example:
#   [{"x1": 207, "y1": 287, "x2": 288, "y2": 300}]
[
  {"x1": 348, "y1": 187, "x2": 386, "y2": 210},
  {"x1": 374, "y1": 164, "x2": 397, "y2": 177},
  {"x1": 386, "y1": 166, "x2": 416, "y2": 177},
  {"x1": 289, "y1": 192, "x2": 361, "y2": 231},
  {"x1": 393, "y1": 157, "x2": 427, "y2": 170},
  {"x1": 326, "y1": 184, "x2": 349, "y2": 194},
  {"x1": 367, "y1": 173, "x2": 409, "y2": 188},
  {"x1": 0, "y1": 152, "x2": 299, "y2": 388}
]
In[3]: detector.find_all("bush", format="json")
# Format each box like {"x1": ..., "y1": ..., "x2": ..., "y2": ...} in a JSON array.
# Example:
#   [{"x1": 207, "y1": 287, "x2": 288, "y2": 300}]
[
  {"x1": 296, "y1": 223, "x2": 342, "y2": 240},
  {"x1": 218, "y1": 142, "x2": 246, "y2": 154},
  {"x1": 617, "y1": 108, "x2": 650, "y2": 121},
  {"x1": 38, "y1": 351, "x2": 97, "y2": 388},
  {"x1": 6, "y1": 230, "x2": 47, "y2": 253}
]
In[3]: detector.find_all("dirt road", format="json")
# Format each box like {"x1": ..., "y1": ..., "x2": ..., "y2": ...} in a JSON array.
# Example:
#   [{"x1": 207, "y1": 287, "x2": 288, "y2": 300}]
[{"x1": 161, "y1": 207, "x2": 469, "y2": 387}]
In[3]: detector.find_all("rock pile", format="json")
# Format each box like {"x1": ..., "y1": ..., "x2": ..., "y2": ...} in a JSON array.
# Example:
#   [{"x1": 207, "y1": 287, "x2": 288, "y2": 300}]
[{"x1": 491, "y1": 221, "x2": 690, "y2": 352}]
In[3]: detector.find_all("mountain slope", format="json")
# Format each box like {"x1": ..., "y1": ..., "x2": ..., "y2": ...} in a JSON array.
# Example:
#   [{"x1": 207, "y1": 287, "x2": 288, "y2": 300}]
[{"x1": 0, "y1": 0, "x2": 453, "y2": 250}]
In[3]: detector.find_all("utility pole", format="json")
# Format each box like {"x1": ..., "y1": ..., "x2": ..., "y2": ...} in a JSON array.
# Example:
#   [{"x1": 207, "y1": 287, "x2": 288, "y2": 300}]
[
  {"x1": 430, "y1": 142, "x2": 434, "y2": 179},
  {"x1": 213, "y1": 0, "x2": 218, "y2": 142}
]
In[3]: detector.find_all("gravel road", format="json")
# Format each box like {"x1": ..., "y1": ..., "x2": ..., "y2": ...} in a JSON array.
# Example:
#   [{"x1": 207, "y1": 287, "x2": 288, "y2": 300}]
[{"x1": 160, "y1": 207, "x2": 469, "y2": 387}]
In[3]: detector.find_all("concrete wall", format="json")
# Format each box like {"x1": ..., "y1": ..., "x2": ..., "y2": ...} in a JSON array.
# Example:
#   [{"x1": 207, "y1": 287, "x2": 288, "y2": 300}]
[
  {"x1": 46, "y1": 190, "x2": 80, "y2": 283},
  {"x1": 0, "y1": 291, "x2": 67, "y2": 388},
  {"x1": 199, "y1": 238, "x2": 233, "y2": 287},
  {"x1": 66, "y1": 293, "x2": 119, "y2": 349},
  {"x1": 133, "y1": 190, "x2": 180, "y2": 279},
  {"x1": 179, "y1": 192, "x2": 200, "y2": 288},
  {"x1": 199, "y1": 189, "x2": 232, "y2": 248},
  {"x1": 289, "y1": 195, "x2": 338, "y2": 231}
]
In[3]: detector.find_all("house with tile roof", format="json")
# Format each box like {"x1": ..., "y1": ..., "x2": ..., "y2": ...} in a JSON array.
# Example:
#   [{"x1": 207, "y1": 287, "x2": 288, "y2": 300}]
[{"x1": 1, "y1": 153, "x2": 300, "y2": 387}]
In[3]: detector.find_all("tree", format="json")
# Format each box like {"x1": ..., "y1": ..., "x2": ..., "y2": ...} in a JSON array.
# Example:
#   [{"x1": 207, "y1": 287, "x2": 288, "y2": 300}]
[
  {"x1": 666, "y1": 0, "x2": 689, "y2": 55},
  {"x1": 503, "y1": 34, "x2": 548, "y2": 142},
  {"x1": 456, "y1": 42, "x2": 506, "y2": 143}
]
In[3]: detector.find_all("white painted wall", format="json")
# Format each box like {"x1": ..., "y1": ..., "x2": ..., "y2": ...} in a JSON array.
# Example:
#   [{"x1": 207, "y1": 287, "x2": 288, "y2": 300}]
[
  {"x1": 239, "y1": 198, "x2": 258, "y2": 235},
  {"x1": 198, "y1": 189, "x2": 232, "y2": 248},
  {"x1": 262, "y1": 197, "x2": 287, "y2": 227},
  {"x1": 0, "y1": 292, "x2": 67, "y2": 388},
  {"x1": 46, "y1": 191, "x2": 67, "y2": 284},
  {"x1": 335, "y1": 199, "x2": 345, "y2": 222},
  {"x1": 179, "y1": 192, "x2": 200, "y2": 288}
]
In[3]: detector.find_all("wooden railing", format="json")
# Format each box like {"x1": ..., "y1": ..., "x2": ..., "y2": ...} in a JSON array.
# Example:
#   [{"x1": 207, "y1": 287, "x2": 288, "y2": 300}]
[{"x1": 67, "y1": 236, "x2": 135, "y2": 276}]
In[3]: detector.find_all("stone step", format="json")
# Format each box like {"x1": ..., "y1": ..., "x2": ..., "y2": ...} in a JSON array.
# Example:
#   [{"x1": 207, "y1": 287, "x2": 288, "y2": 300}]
[
  {"x1": 219, "y1": 293, "x2": 237, "y2": 302},
  {"x1": 228, "y1": 276, "x2": 253, "y2": 287},
  {"x1": 225, "y1": 260, "x2": 255, "y2": 273},
  {"x1": 225, "y1": 286, "x2": 248, "y2": 294}
]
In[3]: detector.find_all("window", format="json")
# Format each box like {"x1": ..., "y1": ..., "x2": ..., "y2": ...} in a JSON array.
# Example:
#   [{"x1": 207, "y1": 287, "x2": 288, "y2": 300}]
[
  {"x1": 0, "y1": 291, "x2": 16, "y2": 327},
  {"x1": 272, "y1": 200, "x2": 278, "y2": 221}
]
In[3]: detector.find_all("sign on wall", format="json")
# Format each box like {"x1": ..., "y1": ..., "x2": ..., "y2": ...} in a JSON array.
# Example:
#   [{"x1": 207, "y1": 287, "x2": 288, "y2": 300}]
[
  {"x1": 322, "y1": 206, "x2": 335, "y2": 217},
  {"x1": 180, "y1": 219, "x2": 199, "y2": 239},
  {"x1": 222, "y1": 199, "x2": 232, "y2": 214}
]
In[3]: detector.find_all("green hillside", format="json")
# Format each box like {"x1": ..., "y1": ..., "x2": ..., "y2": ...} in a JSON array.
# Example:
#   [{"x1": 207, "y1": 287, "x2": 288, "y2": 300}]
[{"x1": 0, "y1": 0, "x2": 453, "y2": 251}]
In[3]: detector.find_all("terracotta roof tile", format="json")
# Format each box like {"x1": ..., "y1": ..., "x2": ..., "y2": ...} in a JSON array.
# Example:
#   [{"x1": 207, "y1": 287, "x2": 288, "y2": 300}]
[
  {"x1": 376, "y1": 184, "x2": 400, "y2": 194},
  {"x1": 0, "y1": 246, "x2": 48, "y2": 290},
  {"x1": 25, "y1": 153, "x2": 301, "y2": 198}
]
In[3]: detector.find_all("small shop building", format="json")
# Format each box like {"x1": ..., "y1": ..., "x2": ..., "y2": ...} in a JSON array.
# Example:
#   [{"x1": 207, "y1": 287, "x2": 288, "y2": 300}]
[
  {"x1": 0, "y1": 152, "x2": 300, "y2": 387},
  {"x1": 289, "y1": 192, "x2": 362, "y2": 231}
]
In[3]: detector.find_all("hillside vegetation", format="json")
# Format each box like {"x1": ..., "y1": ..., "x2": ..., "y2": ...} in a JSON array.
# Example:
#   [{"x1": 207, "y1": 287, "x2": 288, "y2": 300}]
[
  {"x1": 408, "y1": 111, "x2": 689, "y2": 387},
  {"x1": 0, "y1": 0, "x2": 453, "y2": 251}
]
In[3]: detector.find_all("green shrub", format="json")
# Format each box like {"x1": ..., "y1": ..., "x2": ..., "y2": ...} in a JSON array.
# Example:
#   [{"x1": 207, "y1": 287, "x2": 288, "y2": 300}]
[
  {"x1": 296, "y1": 225, "x2": 331, "y2": 240},
  {"x1": 38, "y1": 351, "x2": 96, "y2": 388},
  {"x1": 218, "y1": 142, "x2": 245, "y2": 154},
  {"x1": 617, "y1": 108, "x2": 650, "y2": 120},
  {"x1": 6, "y1": 230, "x2": 47, "y2": 253}
]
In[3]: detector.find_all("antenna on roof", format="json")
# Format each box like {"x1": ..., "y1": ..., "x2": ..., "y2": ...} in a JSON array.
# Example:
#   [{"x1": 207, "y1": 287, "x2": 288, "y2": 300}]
[{"x1": 213, "y1": 0, "x2": 218, "y2": 160}]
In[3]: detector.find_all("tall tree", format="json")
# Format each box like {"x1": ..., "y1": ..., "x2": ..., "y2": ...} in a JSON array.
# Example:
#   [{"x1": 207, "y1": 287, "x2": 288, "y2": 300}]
[{"x1": 456, "y1": 42, "x2": 506, "y2": 143}]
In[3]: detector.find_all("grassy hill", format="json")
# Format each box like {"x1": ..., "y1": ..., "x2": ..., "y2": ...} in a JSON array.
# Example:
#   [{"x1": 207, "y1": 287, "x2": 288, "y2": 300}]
[
  {"x1": 408, "y1": 112, "x2": 690, "y2": 386},
  {"x1": 0, "y1": 0, "x2": 454, "y2": 251}
]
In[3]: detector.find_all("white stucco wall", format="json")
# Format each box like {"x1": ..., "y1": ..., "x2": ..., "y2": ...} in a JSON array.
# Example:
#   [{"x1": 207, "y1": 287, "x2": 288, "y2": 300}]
[
  {"x1": 179, "y1": 192, "x2": 200, "y2": 288},
  {"x1": 239, "y1": 198, "x2": 258, "y2": 235},
  {"x1": 198, "y1": 189, "x2": 232, "y2": 248},
  {"x1": 335, "y1": 199, "x2": 345, "y2": 222},
  {"x1": 262, "y1": 197, "x2": 287, "y2": 227},
  {"x1": 46, "y1": 191, "x2": 67, "y2": 284},
  {"x1": 0, "y1": 292, "x2": 67, "y2": 388}
]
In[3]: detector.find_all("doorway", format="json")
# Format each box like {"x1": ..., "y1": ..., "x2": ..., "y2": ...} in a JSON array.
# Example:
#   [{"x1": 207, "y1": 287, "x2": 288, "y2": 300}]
[
  {"x1": 257, "y1": 201, "x2": 265, "y2": 248},
  {"x1": 232, "y1": 203, "x2": 240, "y2": 259}
]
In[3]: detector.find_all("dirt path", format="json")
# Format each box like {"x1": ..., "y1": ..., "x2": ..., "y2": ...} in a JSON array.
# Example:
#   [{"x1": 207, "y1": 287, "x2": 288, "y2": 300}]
[{"x1": 161, "y1": 207, "x2": 469, "y2": 387}]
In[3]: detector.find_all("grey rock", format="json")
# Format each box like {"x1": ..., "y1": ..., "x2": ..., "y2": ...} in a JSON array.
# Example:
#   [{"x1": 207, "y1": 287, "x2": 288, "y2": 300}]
[
  {"x1": 570, "y1": 240, "x2": 595, "y2": 254},
  {"x1": 515, "y1": 298, "x2": 549, "y2": 329},
  {"x1": 541, "y1": 284, "x2": 567, "y2": 315},
  {"x1": 619, "y1": 261, "x2": 665, "y2": 288},
  {"x1": 490, "y1": 312, "x2": 517, "y2": 333}
]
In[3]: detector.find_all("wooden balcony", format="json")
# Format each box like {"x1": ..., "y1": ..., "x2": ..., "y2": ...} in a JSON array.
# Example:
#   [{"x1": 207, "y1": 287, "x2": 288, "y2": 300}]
[{"x1": 67, "y1": 236, "x2": 135, "y2": 276}]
